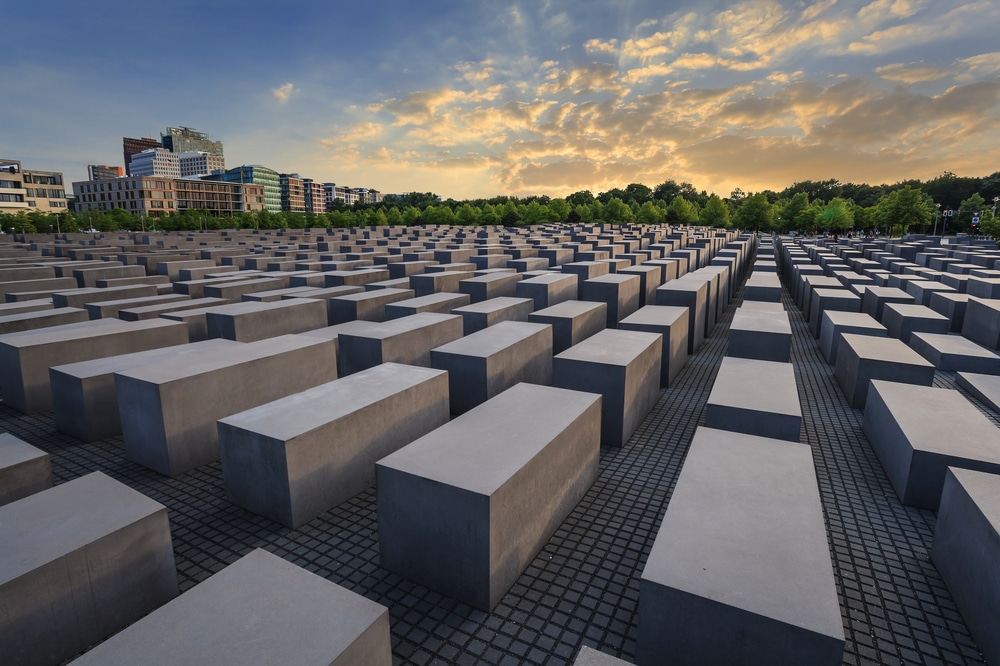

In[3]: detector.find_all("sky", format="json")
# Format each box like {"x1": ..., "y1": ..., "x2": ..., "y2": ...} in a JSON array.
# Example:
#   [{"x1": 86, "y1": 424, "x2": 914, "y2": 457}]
[{"x1": 4, "y1": 0, "x2": 1000, "y2": 201}]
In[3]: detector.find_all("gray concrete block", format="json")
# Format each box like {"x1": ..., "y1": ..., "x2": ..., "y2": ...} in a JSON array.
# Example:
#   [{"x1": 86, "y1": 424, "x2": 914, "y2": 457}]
[
  {"x1": 459, "y1": 271, "x2": 523, "y2": 303},
  {"x1": 52, "y1": 284, "x2": 158, "y2": 309},
  {"x1": 928, "y1": 292, "x2": 972, "y2": 333},
  {"x1": 957, "y1": 371, "x2": 1000, "y2": 413},
  {"x1": 0, "y1": 472, "x2": 177, "y2": 666},
  {"x1": 961, "y1": 297, "x2": 1000, "y2": 349},
  {"x1": 85, "y1": 293, "x2": 190, "y2": 320},
  {"x1": 529, "y1": 299, "x2": 607, "y2": 354},
  {"x1": 206, "y1": 298, "x2": 328, "y2": 342},
  {"x1": 377, "y1": 383, "x2": 601, "y2": 611},
  {"x1": 119, "y1": 296, "x2": 229, "y2": 322},
  {"x1": 655, "y1": 279, "x2": 707, "y2": 353},
  {"x1": 553, "y1": 328, "x2": 661, "y2": 447},
  {"x1": 906, "y1": 279, "x2": 956, "y2": 307},
  {"x1": 861, "y1": 286, "x2": 915, "y2": 320},
  {"x1": 580, "y1": 273, "x2": 641, "y2": 328},
  {"x1": 638, "y1": 427, "x2": 843, "y2": 666},
  {"x1": 818, "y1": 310, "x2": 886, "y2": 365},
  {"x1": 834, "y1": 334, "x2": 934, "y2": 408},
  {"x1": 328, "y1": 288, "x2": 415, "y2": 324},
  {"x1": 573, "y1": 646, "x2": 633, "y2": 666},
  {"x1": 0, "y1": 318, "x2": 189, "y2": 414},
  {"x1": 116, "y1": 334, "x2": 339, "y2": 477},
  {"x1": 618, "y1": 265, "x2": 661, "y2": 307},
  {"x1": 69, "y1": 547, "x2": 392, "y2": 665},
  {"x1": 881, "y1": 303, "x2": 950, "y2": 343},
  {"x1": 727, "y1": 308, "x2": 792, "y2": 363},
  {"x1": 50, "y1": 339, "x2": 239, "y2": 443},
  {"x1": 515, "y1": 273, "x2": 578, "y2": 310},
  {"x1": 809, "y1": 288, "x2": 861, "y2": 338},
  {"x1": 452, "y1": 296, "x2": 534, "y2": 335},
  {"x1": 908, "y1": 332, "x2": 1000, "y2": 373},
  {"x1": 0, "y1": 433, "x2": 52, "y2": 506},
  {"x1": 431, "y1": 320, "x2": 552, "y2": 414},
  {"x1": 220, "y1": 363, "x2": 450, "y2": 528},
  {"x1": 337, "y1": 313, "x2": 465, "y2": 375},
  {"x1": 384, "y1": 292, "x2": 471, "y2": 319},
  {"x1": 410, "y1": 270, "x2": 474, "y2": 297},
  {"x1": 743, "y1": 271, "x2": 782, "y2": 302},
  {"x1": 862, "y1": 380, "x2": 1000, "y2": 509},
  {"x1": 0, "y1": 307, "x2": 90, "y2": 336},
  {"x1": 931, "y1": 468, "x2": 1000, "y2": 666},
  {"x1": 705, "y1": 356, "x2": 802, "y2": 441},
  {"x1": 619, "y1": 305, "x2": 689, "y2": 387}
]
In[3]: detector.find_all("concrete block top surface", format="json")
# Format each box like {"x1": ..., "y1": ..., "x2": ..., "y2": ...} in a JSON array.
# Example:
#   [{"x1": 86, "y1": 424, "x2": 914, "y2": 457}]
[
  {"x1": 618, "y1": 305, "x2": 688, "y2": 327},
  {"x1": 945, "y1": 467, "x2": 1000, "y2": 532},
  {"x1": 0, "y1": 432, "x2": 46, "y2": 468},
  {"x1": 433, "y1": 320, "x2": 550, "y2": 356},
  {"x1": 451, "y1": 296, "x2": 534, "y2": 314},
  {"x1": 555, "y1": 328, "x2": 661, "y2": 366},
  {"x1": 573, "y1": 646, "x2": 634, "y2": 666},
  {"x1": 730, "y1": 310, "x2": 792, "y2": 334},
  {"x1": 0, "y1": 471, "x2": 166, "y2": 584},
  {"x1": 0, "y1": 317, "x2": 180, "y2": 349},
  {"x1": 868, "y1": 380, "x2": 1000, "y2": 462},
  {"x1": 910, "y1": 332, "x2": 1000, "y2": 360},
  {"x1": 338, "y1": 312, "x2": 462, "y2": 340},
  {"x1": 378, "y1": 382, "x2": 600, "y2": 496},
  {"x1": 840, "y1": 333, "x2": 934, "y2": 366},
  {"x1": 708, "y1": 356, "x2": 801, "y2": 418},
  {"x1": 644, "y1": 427, "x2": 842, "y2": 639},
  {"x1": 219, "y1": 362, "x2": 446, "y2": 441},
  {"x1": 823, "y1": 310, "x2": 885, "y2": 329},
  {"x1": 205, "y1": 297, "x2": 320, "y2": 316},
  {"x1": 531, "y1": 299, "x2": 607, "y2": 318},
  {"x1": 50, "y1": 339, "x2": 238, "y2": 380},
  {"x1": 882, "y1": 303, "x2": 948, "y2": 320},
  {"x1": 115, "y1": 334, "x2": 331, "y2": 384},
  {"x1": 70, "y1": 548, "x2": 388, "y2": 666}
]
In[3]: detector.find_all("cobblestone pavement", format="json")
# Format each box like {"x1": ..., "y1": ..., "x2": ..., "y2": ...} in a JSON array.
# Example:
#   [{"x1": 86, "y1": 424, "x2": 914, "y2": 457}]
[{"x1": 1, "y1": 272, "x2": 989, "y2": 665}]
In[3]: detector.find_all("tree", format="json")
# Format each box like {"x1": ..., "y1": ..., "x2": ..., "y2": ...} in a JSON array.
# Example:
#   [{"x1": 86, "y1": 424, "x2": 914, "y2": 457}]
[
  {"x1": 700, "y1": 195, "x2": 731, "y2": 228},
  {"x1": 959, "y1": 193, "x2": 987, "y2": 231},
  {"x1": 666, "y1": 196, "x2": 699, "y2": 225},
  {"x1": 548, "y1": 198, "x2": 571, "y2": 222},
  {"x1": 732, "y1": 193, "x2": 774, "y2": 232},
  {"x1": 456, "y1": 203, "x2": 479, "y2": 226},
  {"x1": 423, "y1": 204, "x2": 456, "y2": 225},
  {"x1": 623, "y1": 183, "x2": 653, "y2": 205},
  {"x1": 565, "y1": 190, "x2": 595, "y2": 207},
  {"x1": 602, "y1": 197, "x2": 634, "y2": 224},
  {"x1": 778, "y1": 192, "x2": 809, "y2": 232},
  {"x1": 635, "y1": 200, "x2": 665, "y2": 225},
  {"x1": 816, "y1": 197, "x2": 854, "y2": 232},
  {"x1": 873, "y1": 186, "x2": 933, "y2": 235}
]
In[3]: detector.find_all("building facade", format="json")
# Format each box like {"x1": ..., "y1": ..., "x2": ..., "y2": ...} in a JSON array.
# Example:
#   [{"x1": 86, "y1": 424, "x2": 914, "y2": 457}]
[
  {"x1": 0, "y1": 159, "x2": 27, "y2": 214},
  {"x1": 279, "y1": 174, "x2": 306, "y2": 213},
  {"x1": 161, "y1": 127, "x2": 224, "y2": 157},
  {"x1": 174, "y1": 179, "x2": 265, "y2": 214},
  {"x1": 88, "y1": 165, "x2": 124, "y2": 180},
  {"x1": 215, "y1": 165, "x2": 281, "y2": 212},
  {"x1": 22, "y1": 169, "x2": 68, "y2": 213},
  {"x1": 303, "y1": 178, "x2": 325, "y2": 213},
  {"x1": 122, "y1": 137, "x2": 162, "y2": 176},
  {"x1": 179, "y1": 151, "x2": 226, "y2": 178},
  {"x1": 128, "y1": 148, "x2": 181, "y2": 178},
  {"x1": 73, "y1": 176, "x2": 264, "y2": 218}
]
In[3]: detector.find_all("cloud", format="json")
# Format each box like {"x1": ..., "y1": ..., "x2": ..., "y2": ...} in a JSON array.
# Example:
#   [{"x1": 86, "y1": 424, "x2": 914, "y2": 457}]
[{"x1": 271, "y1": 82, "x2": 297, "y2": 103}]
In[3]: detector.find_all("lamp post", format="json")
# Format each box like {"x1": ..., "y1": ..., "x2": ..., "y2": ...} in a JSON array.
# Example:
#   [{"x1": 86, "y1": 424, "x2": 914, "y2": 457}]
[
  {"x1": 993, "y1": 196, "x2": 999, "y2": 218},
  {"x1": 933, "y1": 203, "x2": 941, "y2": 237}
]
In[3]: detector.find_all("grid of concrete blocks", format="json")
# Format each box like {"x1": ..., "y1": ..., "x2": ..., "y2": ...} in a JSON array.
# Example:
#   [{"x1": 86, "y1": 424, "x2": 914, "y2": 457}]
[{"x1": 0, "y1": 223, "x2": 997, "y2": 664}]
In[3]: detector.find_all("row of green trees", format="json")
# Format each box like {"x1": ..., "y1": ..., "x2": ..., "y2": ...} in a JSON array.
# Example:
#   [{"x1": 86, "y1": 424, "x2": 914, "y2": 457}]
[{"x1": 3, "y1": 172, "x2": 998, "y2": 239}]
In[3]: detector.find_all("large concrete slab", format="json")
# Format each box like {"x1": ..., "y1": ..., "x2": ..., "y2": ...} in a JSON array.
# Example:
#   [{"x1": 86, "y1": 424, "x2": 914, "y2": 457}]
[
  {"x1": 377, "y1": 382, "x2": 601, "y2": 611},
  {"x1": 116, "y1": 334, "x2": 339, "y2": 477},
  {"x1": 957, "y1": 371, "x2": 1000, "y2": 413},
  {"x1": 328, "y1": 288, "x2": 415, "y2": 324},
  {"x1": 705, "y1": 356, "x2": 802, "y2": 441},
  {"x1": 516, "y1": 272, "x2": 578, "y2": 310},
  {"x1": 529, "y1": 300, "x2": 607, "y2": 354},
  {"x1": 0, "y1": 433, "x2": 52, "y2": 506},
  {"x1": 219, "y1": 363, "x2": 449, "y2": 528},
  {"x1": 727, "y1": 308, "x2": 793, "y2": 363},
  {"x1": 206, "y1": 298, "x2": 327, "y2": 342},
  {"x1": 0, "y1": 318, "x2": 189, "y2": 413},
  {"x1": 0, "y1": 306, "x2": 89, "y2": 335},
  {"x1": 881, "y1": 303, "x2": 949, "y2": 343},
  {"x1": 638, "y1": 427, "x2": 843, "y2": 666},
  {"x1": 834, "y1": 334, "x2": 935, "y2": 409},
  {"x1": 931, "y1": 468, "x2": 1000, "y2": 666},
  {"x1": 655, "y1": 278, "x2": 707, "y2": 353},
  {"x1": 961, "y1": 297, "x2": 1000, "y2": 349},
  {"x1": 431, "y1": 320, "x2": 553, "y2": 414},
  {"x1": 336, "y1": 312, "x2": 465, "y2": 375},
  {"x1": 580, "y1": 273, "x2": 641, "y2": 328},
  {"x1": 818, "y1": 310, "x2": 887, "y2": 365},
  {"x1": 908, "y1": 332, "x2": 1000, "y2": 373},
  {"x1": 69, "y1": 548, "x2": 392, "y2": 666},
  {"x1": 0, "y1": 472, "x2": 177, "y2": 666},
  {"x1": 619, "y1": 305, "x2": 689, "y2": 387},
  {"x1": 862, "y1": 380, "x2": 1000, "y2": 509},
  {"x1": 452, "y1": 296, "x2": 534, "y2": 335},
  {"x1": 552, "y1": 327, "x2": 660, "y2": 447},
  {"x1": 384, "y1": 292, "x2": 470, "y2": 319}
]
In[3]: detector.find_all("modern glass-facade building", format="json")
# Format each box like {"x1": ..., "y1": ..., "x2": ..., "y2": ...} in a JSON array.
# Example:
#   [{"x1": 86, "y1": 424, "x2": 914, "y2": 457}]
[
  {"x1": 162, "y1": 127, "x2": 224, "y2": 157},
  {"x1": 216, "y1": 165, "x2": 281, "y2": 212}
]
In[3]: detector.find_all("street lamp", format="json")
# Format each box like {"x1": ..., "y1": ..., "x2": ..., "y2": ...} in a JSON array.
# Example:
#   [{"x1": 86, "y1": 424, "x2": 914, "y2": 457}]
[
  {"x1": 993, "y1": 196, "x2": 999, "y2": 217},
  {"x1": 933, "y1": 203, "x2": 941, "y2": 237}
]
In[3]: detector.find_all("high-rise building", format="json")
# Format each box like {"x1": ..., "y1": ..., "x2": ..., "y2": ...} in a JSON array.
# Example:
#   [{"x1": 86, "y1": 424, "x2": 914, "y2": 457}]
[
  {"x1": 22, "y1": 168, "x2": 68, "y2": 213},
  {"x1": 88, "y1": 165, "x2": 124, "y2": 180},
  {"x1": 0, "y1": 159, "x2": 27, "y2": 214},
  {"x1": 303, "y1": 178, "x2": 325, "y2": 214},
  {"x1": 128, "y1": 148, "x2": 181, "y2": 178},
  {"x1": 162, "y1": 127, "x2": 223, "y2": 157},
  {"x1": 279, "y1": 173, "x2": 306, "y2": 213},
  {"x1": 178, "y1": 151, "x2": 226, "y2": 178},
  {"x1": 122, "y1": 136, "x2": 162, "y2": 176},
  {"x1": 213, "y1": 165, "x2": 281, "y2": 212}
]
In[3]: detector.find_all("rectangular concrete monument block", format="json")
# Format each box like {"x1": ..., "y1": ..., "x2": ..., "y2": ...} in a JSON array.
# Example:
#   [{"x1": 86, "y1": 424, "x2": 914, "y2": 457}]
[
  {"x1": 0, "y1": 472, "x2": 178, "y2": 666},
  {"x1": 961, "y1": 297, "x2": 1000, "y2": 349},
  {"x1": 727, "y1": 309, "x2": 793, "y2": 363},
  {"x1": 580, "y1": 273, "x2": 641, "y2": 328},
  {"x1": 908, "y1": 332, "x2": 1000, "y2": 373},
  {"x1": 515, "y1": 273, "x2": 578, "y2": 310},
  {"x1": 638, "y1": 427, "x2": 844, "y2": 666},
  {"x1": 931, "y1": 468, "x2": 1000, "y2": 666},
  {"x1": 431, "y1": 320, "x2": 553, "y2": 414},
  {"x1": 50, "y1": 339, "x2": 239, "y2": 443},
  {"x1": 68, "y1": 548, "x2": 393, "y2": 666},
  {"x1": 809, "y1": 288, "x2": 861, "y2": 337},
  {"x1": 384, "y1": 291, "x2": 470, "y2": 319},
  {"x1": 459, "y1": 271, "x2": 523, "y2": 303},
  {"x1": 881, "y1": 302, "x2": 950, "y2": 343},
  {"x1": 377, "y1": 382, "x2": 601, "y2": 611},
  {"x1": 206, "y1": 298, "x2": 327, "y2": 342},
  {"x1": 0, "y1": 318, "x2": 190, "y2": 414},
  {"x1": 336, "y1": 312, "x2": 465, "y2": 375},
  {"x1": 619, "y1": 305, "x2": 689, "y2": 387},
  {"x1": 705, "y1": 356, "x2": 802, "y2": 441},
  {"x1": 861, "y1": 286, "x2": 915, "y2": 320},
  {"x1": 116, "y1": 334, "x2": 339, "y2": 477},
  {"x1": 452, "y1": 296, "x2": 534, "y2": 335},
  {"x1": 219, "y1": 363, "x2": 450, "y2": 528},
  {"x1": 0, "y1": 306, "x2": 90, "y2": 336},
  {"x1": 743, "y1": 272, "x2": 782, "y2": 302},
  {"x1": 957, "y1": 371, "x2": 1000, "y2": 413},
  {"x1": 529, "y1": 300, "x2": 607, "y2": 354},
  {"x1": 328, "y1": 288, "x2": 415, "y2": 324},
  {"x1": 863, "y1": 381, "x2": 1000, "y2": 509},
  {"x1": 834, "y1": 334, "x2": 935, "y2": 409},
  {"x1": 655, "y1": 279, "x2": 707, "y2": 353},
  {"x1": 410, "y1": 270, "x2": 474, "y2": 297},
  {"x1": 0, "y1": 433, "x2": 52, "y2": 506},
  {"x1": 818, "y1": 310, "x2": 887, "y2": 365},
  {"x1": 553, "y1": 328, "x2": 661, "y2": 447}
]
